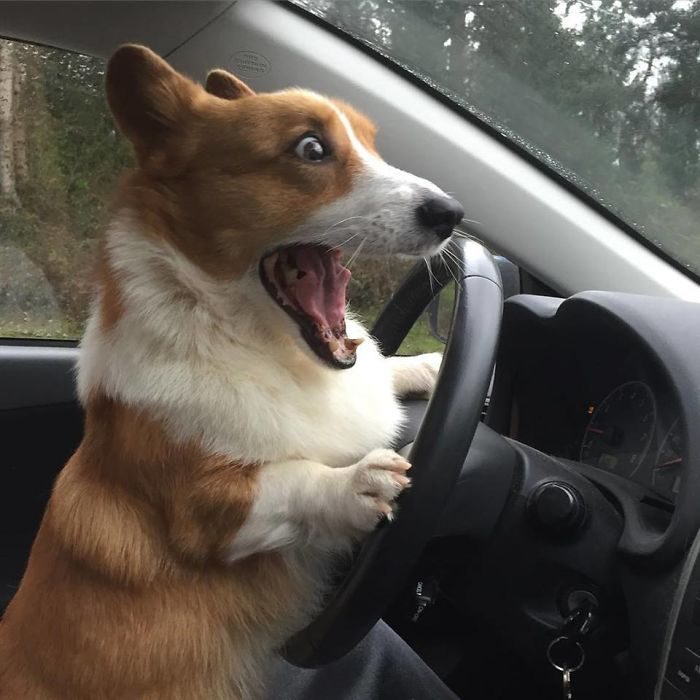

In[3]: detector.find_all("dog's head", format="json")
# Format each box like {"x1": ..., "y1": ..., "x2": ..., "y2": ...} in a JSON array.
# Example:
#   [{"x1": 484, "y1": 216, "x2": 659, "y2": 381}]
[{"x1": 106, "y1": 45, "x2": 463, "y2": 368}]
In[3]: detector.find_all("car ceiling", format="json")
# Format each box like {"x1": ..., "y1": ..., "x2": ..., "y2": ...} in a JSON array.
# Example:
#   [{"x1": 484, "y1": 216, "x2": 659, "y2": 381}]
[{"x1": 0, "y1": 1, "x2": 233, "y2": 59}]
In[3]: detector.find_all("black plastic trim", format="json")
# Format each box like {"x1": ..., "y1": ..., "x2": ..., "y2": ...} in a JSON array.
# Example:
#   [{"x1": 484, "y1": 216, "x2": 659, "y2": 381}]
[
  {"x1": 0, "y1": 338, "x2": 79, "y2": 348},
  {"x1": 0, "y1": 345, "x2": 79, "y2": 410}
]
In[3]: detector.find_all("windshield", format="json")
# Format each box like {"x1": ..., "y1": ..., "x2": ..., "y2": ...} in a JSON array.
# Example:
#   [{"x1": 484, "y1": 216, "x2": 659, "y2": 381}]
[{"x1": 292, "y1": 0, "x2": 700, "y2": 277}]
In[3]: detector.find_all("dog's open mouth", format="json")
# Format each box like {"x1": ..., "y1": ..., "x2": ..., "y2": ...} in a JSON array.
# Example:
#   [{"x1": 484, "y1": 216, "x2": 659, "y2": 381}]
[{"x1": 260, "y1": 245, "x2": 363, "y2": 369}]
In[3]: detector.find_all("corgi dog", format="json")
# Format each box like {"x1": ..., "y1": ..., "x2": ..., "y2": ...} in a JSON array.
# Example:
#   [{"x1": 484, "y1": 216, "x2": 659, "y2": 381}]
[{"x1": 0, "y1": 45, "x2": 464, "y2": 699}]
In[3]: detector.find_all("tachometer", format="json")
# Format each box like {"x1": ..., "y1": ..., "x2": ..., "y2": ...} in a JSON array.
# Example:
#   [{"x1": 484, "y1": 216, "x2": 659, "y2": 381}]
[
  {"x1": 580, "y1": 381, "x2": 656, "y2": 477},
  {"x1": 651, "y1": 419, "x2": 684, "y2": 500}
]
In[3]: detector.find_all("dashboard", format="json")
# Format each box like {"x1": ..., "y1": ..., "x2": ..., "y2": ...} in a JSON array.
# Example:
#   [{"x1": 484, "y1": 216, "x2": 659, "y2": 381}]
[
  {"x1": 488, "y1": 290, "x2": 700, "y2": 567},
  {"x1": 504, "y1": 329, "x2": 684, "y2": 504},
  {"x1": 408, "y1": 284, "x2": 700, "y2": 700},
  {"x1": 444, "y1": 289, "x2": 700, "y2": 700}
]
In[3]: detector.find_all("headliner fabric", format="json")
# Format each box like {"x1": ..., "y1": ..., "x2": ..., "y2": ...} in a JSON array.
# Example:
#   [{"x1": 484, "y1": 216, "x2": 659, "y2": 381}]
[{"x1": 0, "y1": 1, "x2": 231, "y2": 59}]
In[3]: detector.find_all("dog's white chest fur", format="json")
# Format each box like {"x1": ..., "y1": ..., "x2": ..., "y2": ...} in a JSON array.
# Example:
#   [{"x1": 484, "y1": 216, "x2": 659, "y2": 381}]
[
  {"x1": 78, "y1": 225, "x2": 403, "y2": 468},
  {"x1": 176, "y1": 318, "x2": 405, "y2": 467},
  {"x1": 240, "y1": 332, "x2": 404, "y2": 466}
]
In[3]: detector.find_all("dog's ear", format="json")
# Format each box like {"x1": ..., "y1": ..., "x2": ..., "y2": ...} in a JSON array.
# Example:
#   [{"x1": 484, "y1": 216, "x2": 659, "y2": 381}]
[
  {"x1": 106, "y1": 44, "x2": 200, "y2": 173},
  {"x1": 205, "y1": 69, "x2": 255, "y2": 100}
]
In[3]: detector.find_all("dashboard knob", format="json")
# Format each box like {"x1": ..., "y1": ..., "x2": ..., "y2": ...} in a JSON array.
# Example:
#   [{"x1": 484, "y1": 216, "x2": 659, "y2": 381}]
[{"x1": 529, "y1": 482, "x2": 586, "y2": 533}]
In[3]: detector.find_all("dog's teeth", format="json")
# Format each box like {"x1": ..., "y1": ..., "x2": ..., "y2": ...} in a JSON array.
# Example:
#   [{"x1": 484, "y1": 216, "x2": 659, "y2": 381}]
[
  {"x1": 262, "y1": 255, "x2": 277, "y2": 277},
  {"x1": 328, "y1": 339, "x2": 340, "y2": 353},
  {"x1": 347, "y1": 337, "x2": 365, "y2": 349}
]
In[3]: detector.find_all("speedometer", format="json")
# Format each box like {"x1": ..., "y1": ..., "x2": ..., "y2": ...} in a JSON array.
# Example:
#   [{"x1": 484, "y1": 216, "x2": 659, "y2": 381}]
[
  {"x1": 580, "y1": 381, "x2": 656, "y2": 477},
  {"x1": 651, "y1": 419, "x2": 684, "y2": 500}
]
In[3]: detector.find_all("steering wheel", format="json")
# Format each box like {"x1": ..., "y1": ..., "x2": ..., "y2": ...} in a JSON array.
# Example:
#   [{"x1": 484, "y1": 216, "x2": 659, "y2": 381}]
[{"x1": 283, "y1": 238, "x2": 503, "y2": 667}]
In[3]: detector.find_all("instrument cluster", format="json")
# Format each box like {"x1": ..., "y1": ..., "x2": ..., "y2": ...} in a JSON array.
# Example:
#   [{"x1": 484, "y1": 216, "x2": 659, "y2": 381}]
[
  {"x1": 492, "y1": 292, "x2": 700, "y2": 562},
  {"x1": 501, "y1": 317, "x2": 685, "y2": 505},
  {"x1": 578, "y1": 380, "x2": 684, "y2": 502}
]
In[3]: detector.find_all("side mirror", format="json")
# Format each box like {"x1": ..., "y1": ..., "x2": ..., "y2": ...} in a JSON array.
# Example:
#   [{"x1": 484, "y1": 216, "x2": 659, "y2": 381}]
[
  {"x1": 426, "y1": 292, "x2": 449, "y2": 344},
  {"x1": 427, "y1": 255, "x2": 519, "y2": 343}
]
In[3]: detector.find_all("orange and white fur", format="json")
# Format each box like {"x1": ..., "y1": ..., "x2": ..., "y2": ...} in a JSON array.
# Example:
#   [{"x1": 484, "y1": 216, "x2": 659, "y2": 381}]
[{"x1": 0, "y1": 46, "x2": 460, "y2": 699}]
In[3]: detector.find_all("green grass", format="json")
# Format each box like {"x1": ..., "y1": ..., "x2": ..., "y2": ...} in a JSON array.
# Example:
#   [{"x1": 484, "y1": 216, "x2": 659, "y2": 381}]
[
  {"x1": 1, "y1": 306, "x2": 445, "y2": 356},
  {"x1": 0, "y1": 318, "x2": 83, "y2": 341},
  {"x1": 396, "y1": 317, "x2": 444, "y2": 355},
  {"x1": 352, "y1": 304, "x2": 445, "y2": 356}
]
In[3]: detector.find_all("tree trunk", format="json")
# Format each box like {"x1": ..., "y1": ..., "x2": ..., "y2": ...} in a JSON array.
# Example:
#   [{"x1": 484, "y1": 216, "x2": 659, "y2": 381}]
[
  {"x1": 0, "y1": 39, "x2": 19, "y2": 206},
  {"x1": 12, "y1": 58, "x2": 28, "y2": 182},
  {"x1": 24, "y1": 225, "x2": 95, "y2": 324}
]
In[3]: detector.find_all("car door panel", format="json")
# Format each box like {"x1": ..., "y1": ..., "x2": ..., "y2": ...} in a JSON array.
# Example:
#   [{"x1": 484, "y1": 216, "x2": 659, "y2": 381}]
[{"x1": 0, "y1": 345, "x2": 83, "y2": 611}]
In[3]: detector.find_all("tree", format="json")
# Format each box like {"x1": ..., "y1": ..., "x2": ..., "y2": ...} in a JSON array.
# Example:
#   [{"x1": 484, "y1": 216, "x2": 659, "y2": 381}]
[
  {"x1": 0, "y1": 40, "x2": 19, "y2": 206},
  {"x1": 0, "y1": 40, "x2": 131, "y2": 333}
]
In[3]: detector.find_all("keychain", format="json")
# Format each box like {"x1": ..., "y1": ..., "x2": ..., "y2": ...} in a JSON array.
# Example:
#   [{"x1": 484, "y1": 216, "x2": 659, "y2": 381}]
[
  {"x1": 546, "y1": 600, "x2": 596, "y2": 699},
  {"x1": 547, "y1": 635, "x2": 585, "y2": 699}
]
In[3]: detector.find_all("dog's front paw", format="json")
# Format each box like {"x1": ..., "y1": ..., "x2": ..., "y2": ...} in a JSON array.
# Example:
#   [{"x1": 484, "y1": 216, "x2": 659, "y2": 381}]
[
  {"x1": 393, "y1": 352, "x2": 443, "y2": 398},
  {"x1": 337, "y1": 449, "x2": 411, "y2": 532},
  {"x1": 417, "y1": 352, "x2": 443, "y2": 396}
]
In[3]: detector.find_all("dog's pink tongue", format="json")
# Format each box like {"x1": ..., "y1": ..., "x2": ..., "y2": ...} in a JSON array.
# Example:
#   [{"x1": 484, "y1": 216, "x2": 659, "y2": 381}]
[{"x1": 294, "y1": 248, "x2": 351, "y2": 330}]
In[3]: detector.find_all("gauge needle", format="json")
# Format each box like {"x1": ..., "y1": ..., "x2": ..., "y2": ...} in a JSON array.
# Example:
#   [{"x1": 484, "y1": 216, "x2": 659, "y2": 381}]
[
  {"x1": 655, "y1": 457, "x2": 683, "y2": 469},
  {"x1": 587, "y1": 427, "x2": 606, "y2": 435}
]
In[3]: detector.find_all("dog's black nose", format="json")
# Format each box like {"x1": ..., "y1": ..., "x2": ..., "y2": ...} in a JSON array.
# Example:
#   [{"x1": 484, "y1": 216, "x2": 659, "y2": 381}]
[{"x1": 416, "y1": 195, "x2": 464, "y2": 240}]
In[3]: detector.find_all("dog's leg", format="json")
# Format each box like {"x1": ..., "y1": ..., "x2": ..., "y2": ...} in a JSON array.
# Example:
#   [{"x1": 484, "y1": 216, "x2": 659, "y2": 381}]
[
  {"x1": 223, "y1": 449, "x2": 411, "y2": 562},
  {"x1": 387, "y1": 352, "x2": 442, "y2": 398}
]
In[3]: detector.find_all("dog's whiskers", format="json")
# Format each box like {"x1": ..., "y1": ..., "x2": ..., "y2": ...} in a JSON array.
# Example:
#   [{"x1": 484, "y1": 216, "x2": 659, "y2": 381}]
[
  {"x1": 346, "y1": 237, "x2": 367, "y2": 269},
  {"x1": 438, "y1": 251, "x2": 455, "y2": 286},
  {"x1": 328, "y1": 231, "x2": 361, "y2": 252},
  {"x1": 423, "y1": 256, "x2": 439, "y2": 295},
  {"x1": 440, "y1": 248, "x2": 463, "y2": 285},
  {"x1": 319, "y1": 215, "x2": 371, "y2": 240},
  {"x1": 442, "y1": 243, "x2": 466, "y2": 270},
  {"x1": 452, "y1": 227, "x2": 487, "y2": 247}
]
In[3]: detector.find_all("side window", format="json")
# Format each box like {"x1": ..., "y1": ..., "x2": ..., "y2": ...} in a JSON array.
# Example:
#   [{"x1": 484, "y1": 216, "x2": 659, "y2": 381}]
[
  {"x1": 0, "y1": 37, "x2": 443, "y2": 354},
  {"x1": 0, "y1": 39, "x2": 130, "y2": 340},
  {"x1": 348, "y1": 256, "x2": 445, "y2": 356}
]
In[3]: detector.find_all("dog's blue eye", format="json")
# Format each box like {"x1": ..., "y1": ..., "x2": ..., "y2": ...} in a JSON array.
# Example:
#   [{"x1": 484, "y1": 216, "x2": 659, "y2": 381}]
[{"x1": 294, "y1": 135, "x2": 327, "y2": 162}]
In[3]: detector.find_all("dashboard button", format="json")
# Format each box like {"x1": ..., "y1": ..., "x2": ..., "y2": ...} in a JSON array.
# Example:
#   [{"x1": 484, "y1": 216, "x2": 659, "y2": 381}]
[
  {"x1": 670, "y1": 665, "x2": 693, "y2": 689},
  {"x1": 529, "y1": 481, "x2": 586, "y2": 533},
  {"x1": 685, "y1": 649, "x2": 700, "y2": 681},
  {"x1": 668, "y1": 650, "x2": 700, "y2": 696}
]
